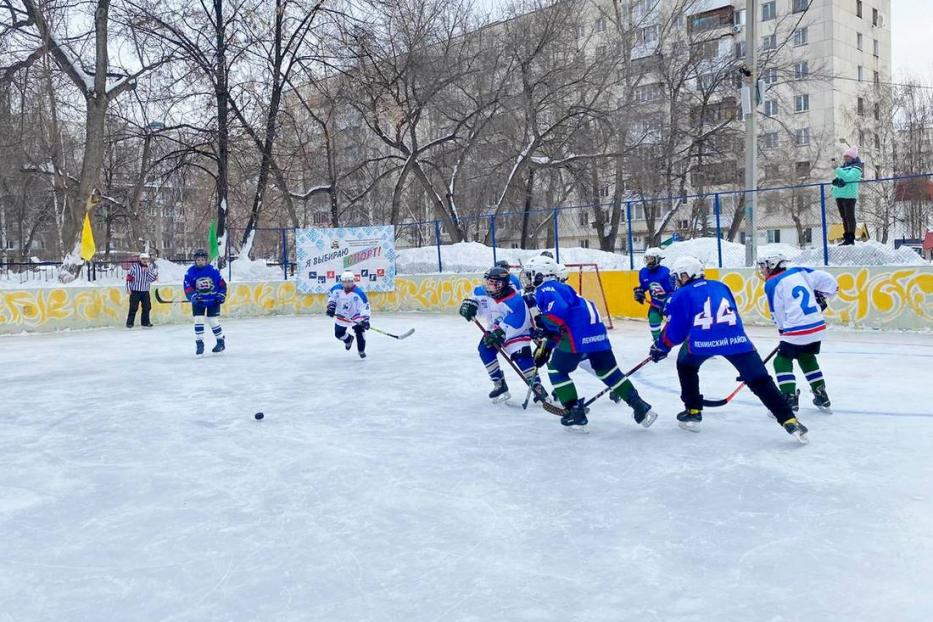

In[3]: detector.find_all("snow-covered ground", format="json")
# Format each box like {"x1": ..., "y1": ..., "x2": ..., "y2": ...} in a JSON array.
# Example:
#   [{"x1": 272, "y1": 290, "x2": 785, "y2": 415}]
[
  {"x1": 2, "y1": 315, "x2": 932, "y2": 620},
  {"x1": 4, "y1": 237, "x2": 927, "y2": 289}
]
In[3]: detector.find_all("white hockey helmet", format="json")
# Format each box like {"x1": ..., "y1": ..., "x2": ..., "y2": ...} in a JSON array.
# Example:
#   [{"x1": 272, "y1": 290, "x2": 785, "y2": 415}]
[
  {"x1": 756, "y1": 251, "x2": 787, "y2": 278},
  {"x1": 644, "y1": 247, "x2": 663, "y2": 267},
  {"x1": 340, "y1": 271, "x2": 356, "y2": 284},
  {"x1": 670, "y1": 255, "x2": 704, "y2": 285},
  {"x1": 555, "y1": 262, "x2": 570, "y2": 283},
  {"x1": 523, "y1": 255, "x2": 560, "y2": 288}
]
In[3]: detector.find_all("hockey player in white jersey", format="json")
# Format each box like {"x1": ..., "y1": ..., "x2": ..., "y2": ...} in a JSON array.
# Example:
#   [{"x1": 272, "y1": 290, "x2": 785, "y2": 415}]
[
  {"x1": 326, "y1": 271, "x2": 371, "y2": 359},
  {"x1": 759, "y1": 252, "x2": 838, "y2": 412},
  {"x1": 458, "y1": 266, "x2": 537, "y2": 403}
]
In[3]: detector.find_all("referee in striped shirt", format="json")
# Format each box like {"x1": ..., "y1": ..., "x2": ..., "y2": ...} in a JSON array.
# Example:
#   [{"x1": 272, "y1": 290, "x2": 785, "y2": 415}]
[{"x1": 126, "y1": 252, "x2": 159, "y2": 328}]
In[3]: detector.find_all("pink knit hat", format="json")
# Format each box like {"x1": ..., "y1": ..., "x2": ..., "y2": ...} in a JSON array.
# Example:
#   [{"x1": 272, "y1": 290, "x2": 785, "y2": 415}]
[{"x1": 843, "y1": 146, "x2": 859, "y2": 159}]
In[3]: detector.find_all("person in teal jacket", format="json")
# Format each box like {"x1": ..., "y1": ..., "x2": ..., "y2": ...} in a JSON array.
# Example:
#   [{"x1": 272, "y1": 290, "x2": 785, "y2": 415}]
[{"x1": 830, "y1": 146, "x2": 863, "y2": 245}]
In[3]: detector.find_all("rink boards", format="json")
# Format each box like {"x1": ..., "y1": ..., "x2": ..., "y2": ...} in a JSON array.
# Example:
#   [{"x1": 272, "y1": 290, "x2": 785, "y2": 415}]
[{"x1": 1, "y1": 266, "x2": 931, "y2": 333}]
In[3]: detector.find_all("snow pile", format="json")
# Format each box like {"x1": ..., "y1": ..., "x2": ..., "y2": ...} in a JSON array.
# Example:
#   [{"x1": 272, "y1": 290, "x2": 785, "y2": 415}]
[
  {"x1": 396, "y1": 238, "x2": 929, "y2": 274},
  {"x1": 227, "y1": 255, "x2": 284, "y2": 281},
  {"x1": 396, "y1": 242, "x2": 632, "y2": 274}
]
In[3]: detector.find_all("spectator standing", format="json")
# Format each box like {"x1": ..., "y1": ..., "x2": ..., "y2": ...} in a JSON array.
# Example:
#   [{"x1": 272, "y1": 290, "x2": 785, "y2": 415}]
[{"x1": 831, "y1": 146, "x2": 864, "y2": 246}]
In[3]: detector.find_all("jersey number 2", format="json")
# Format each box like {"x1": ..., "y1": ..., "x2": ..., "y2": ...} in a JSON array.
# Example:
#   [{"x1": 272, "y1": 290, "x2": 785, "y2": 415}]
[
  {"x1": 792, "y1": 286, "x2": 818, "y2": 314},
  {"x1": 693, "y1": 298, "x2": 737, "y2": 330}
]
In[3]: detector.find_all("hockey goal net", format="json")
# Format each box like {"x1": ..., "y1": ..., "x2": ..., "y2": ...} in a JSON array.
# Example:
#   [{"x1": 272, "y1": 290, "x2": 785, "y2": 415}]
[{"x1": 562, "y1": 263, "x2": 614, "y2": 329}]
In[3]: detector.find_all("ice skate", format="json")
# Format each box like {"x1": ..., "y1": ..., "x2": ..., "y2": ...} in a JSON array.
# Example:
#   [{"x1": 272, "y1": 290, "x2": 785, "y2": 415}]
[
  {"x1": 488, "y1": 379, "x2": 510, "y2": 403},
  {"x1": 783, "y1": 389, "x2": 800, "y2": 413},
  {"x1": 211, "y1": 337, "x2": 225, "y2": 353},
  {"x1": 812, "y1": 387, "x2": 832, "y2": 413},
  {"x1": 783, "y1": 417, "x2": 810, "y2": 444},
  {"x1": 676, "y1": 408, "x2": 702, "y2": 432},
  {"x1": 195, "y1": 340, "x2": 205, "y2": 358},
  {"x1": 561, "y1": 401, "x2": 588, "y2": 430}
]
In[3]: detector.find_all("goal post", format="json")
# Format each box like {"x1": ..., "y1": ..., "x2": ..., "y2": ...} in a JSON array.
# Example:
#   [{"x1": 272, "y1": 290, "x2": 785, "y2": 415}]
[{"x1": 563, "y1": 263, "x2": 614, "y2": 329}]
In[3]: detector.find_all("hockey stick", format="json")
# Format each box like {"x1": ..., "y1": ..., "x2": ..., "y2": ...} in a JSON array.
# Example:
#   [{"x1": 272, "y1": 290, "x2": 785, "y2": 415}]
[
  {"x1": 580, "y1": 356, "x2": 654, "y2": 408},
  {"x1": 154, "y1": 288, "x2": 190, "y2": 304},
  {"x1": 368, "y1": 326, "x2": 415, "y2": 340},
  {"x1": 472, "y1": 319, "x2": 567, "y2": 417},
  {"x1": 702, "y1": 346, "x2": 780, "y2": 407}
]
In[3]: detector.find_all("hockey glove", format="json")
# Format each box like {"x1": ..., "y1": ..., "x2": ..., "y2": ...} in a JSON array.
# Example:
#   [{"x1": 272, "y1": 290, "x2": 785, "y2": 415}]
[
  {"x1": 522, "y1": 291, "x2": 537, "y2": 309},
  {"x1": 649, "y1": 342, "x2": 668, "y2": 363},
  {"x1": 358, "y1": 319, "x2": 371, "y2": 331},
  {"x1": 815, "y1": 291, "x2": 828, "y2": 311},
  {"x1": 216, "y1": 293, "x2": 226, "y2": 304},
  {"x1": 533, "y1": 342, "x2": 553, "y2": 368},
  {"x1": 326, "y1": 301, "x2": 336, "y2": 317},
  {"x1": 190, "y1": 293, "x2": 202, "y2": 304},
  {"x1": 482, "y1": 326, "x2": 506, "y2": 348},
  {"x1": 831, "y1": 177, "x2": 846, "y2": 188},
  {"x1": 459, "y1": 298, "x2": 479, "y2": 321},
  {"x1": 126, "y1": 274, "x2": 135, "y2": 282},
  {"x1": 633, "y1": 286, "x2": 646, "y2": 304}
]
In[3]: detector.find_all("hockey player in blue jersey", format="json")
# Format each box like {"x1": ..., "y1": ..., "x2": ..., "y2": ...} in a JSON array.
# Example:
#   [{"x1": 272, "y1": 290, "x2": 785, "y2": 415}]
[
  {"x1": 523, "y1": 255, "x2": 657, "y2": 429},
  {"x1": 183, "y1": 248, "x2": 227, "y2": 357},
  {"x1": 326, "y1": 271, "x2": 371, "y2": 358},
  {"x1": 648, "y1": 256, "x2": 808, "y2": 443},
  {"x1": 634, "y1": 247, "x2": 675, "y2": 341},
  {"x1": 758, "y1": 251, "x2": 838, "y2": 412},
  {"x1": 459, "y1": 266, "x2": 537, "y2": 403}
]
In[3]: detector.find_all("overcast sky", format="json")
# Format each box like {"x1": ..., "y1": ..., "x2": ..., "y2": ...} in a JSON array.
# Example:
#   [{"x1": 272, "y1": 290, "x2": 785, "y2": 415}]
[{"x1": 891, "y1": 1, "x2": 933, "y2": 78}]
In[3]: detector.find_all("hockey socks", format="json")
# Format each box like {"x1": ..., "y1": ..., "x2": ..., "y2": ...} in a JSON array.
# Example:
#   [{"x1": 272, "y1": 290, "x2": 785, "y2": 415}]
[{"x1": 774, "y1": 352, "x2": 826, "y2": 395}]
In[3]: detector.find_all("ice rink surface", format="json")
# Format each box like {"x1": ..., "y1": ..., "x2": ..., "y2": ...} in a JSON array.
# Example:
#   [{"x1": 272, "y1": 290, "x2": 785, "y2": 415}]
[{"x1": 2, "y1": 314, "x2": 932, "y2": 621}]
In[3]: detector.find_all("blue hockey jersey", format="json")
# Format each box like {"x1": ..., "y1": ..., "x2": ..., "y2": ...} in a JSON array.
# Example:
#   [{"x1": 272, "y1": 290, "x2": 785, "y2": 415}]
[
  {"x1": 534, "y1": 280, "x2": 610, "y2": 353},
  {"x1": 658, "y1": 278, "x2": 754, "y2": 356},
  {"x1": 184, "y1": 264, "x2": 227, "y2": 305},
  {"x1": 470, "y1": 284, "x2": 533, "y2": 355},
  {"x1": 638, "y1": 265, "x2": 675, "y2": 311}
]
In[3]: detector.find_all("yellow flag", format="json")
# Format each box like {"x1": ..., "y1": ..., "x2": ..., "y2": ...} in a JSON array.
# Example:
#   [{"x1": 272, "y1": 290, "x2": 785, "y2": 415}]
[{"x1": 79, "y1": 212, "x2": 96, "y2": 261}]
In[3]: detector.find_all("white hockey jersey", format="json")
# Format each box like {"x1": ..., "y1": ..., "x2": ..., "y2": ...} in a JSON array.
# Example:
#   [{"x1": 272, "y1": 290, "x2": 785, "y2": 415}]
[
  {"x1": 764, "y1": 267, "x2": 838, "y2": 345},
  {"x1": 469, "y1": 284, "x2": 533, "y2": 356},
  {"x1": 328, "y1": 283, "x2": 371, "y2": 328}
]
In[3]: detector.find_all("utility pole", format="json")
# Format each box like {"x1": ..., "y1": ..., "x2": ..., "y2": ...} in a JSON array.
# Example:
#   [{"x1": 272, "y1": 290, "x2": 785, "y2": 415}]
[{"x1": 743, "y1": 0, "x2": 758, "y2": 266}]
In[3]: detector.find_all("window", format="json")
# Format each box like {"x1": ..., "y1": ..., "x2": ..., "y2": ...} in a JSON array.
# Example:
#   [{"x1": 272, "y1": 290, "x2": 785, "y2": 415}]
[
  {"x1": 857, "y1": 97, "x2": 865, "y2": 115},
  {"x1": 678, "y1": 219, "x2": 689, "y2": 229},
  {"x1": 859, "y1": 129, "x2": 866, "y2": 145},
  {"x1": 734, "y1": 8, "x2": 746, "y2": 26},
  {"x1": 640, "y1": 25, "x2": 659, "y2": 45},
  {"x1": 764, "y1": 99, "x2": 778, "y2": 116},
  {"x1": 762, "y1": 132, "x2": 779, "y2": 149},
  {"x1": 767, "y1": 229, "x2": 781, "y2": 243},
  {"x1": 856, "y1": 0, "x2": 863, "y2": 18},
  {"x1": 762, "y1": 2, "x2": 776, "y2": 21},
  {"x1": 580, "y1": 239, "x2": 590, "y2": 249},
  {"x1": 762, "y1": 34, "x2": 777, "y2": 50},
  {"x1": 793, "y1": 27, "x2": 808, "y2": 46},
  {"x1": 874, "y1": 133, "x2": 881, "y2": 150},
  {"x1": 695, "y1": 39, "x2": 720, "y2": 60},
  {"x1": 595, "y1": 17, "x2": 606, "y2": 33},
  {"x1": 735, "y1": 41, "x2": 747, "y2": 59},
  {"x1": 801, "y1": 227, "x2": 813, "y2": 244},
  {"x1": 579, "y1": 210, "x2": 589, "y2": 226},
  {"x1": 794, "y1": 94, "x2": 810, "y2": 112},
  {"x1": 762, "y1": 67, "x2": 778, "y2": 84},
  {"x1": 858, "y1": 65, "x2": 864, "y2": 81},
  {"x1": 874, "y1": 70, "x2": 880, "y2": 86},
  {"x1": 874, "y1": 103, "x2": 880, "y2": 120},
  {"x1": 857, "y1": 32, "x2": 863, "y2": 51},
  {"x1": 794, "y1": 61, "x2": 809, "y2": 79},
  {"x1": 596, "y1": 44, "x2": 607, "y2": 58},
  {"x1": 697, "y1": 73, "x2": 716, "y2": 90},
  {"x1": 873, "y1": 39, "x2": 880, "y2": 57},
  {"x1": 636, "y1": 83, "x2": 663, "y2": 102},
  {"x1": 796, "y1": 127, "x2": 811, "y2": 146},
  {"x1": 872, "y1": 8, "x2": 879, "y2": 26},
  {"x1": 793, "y1": 0, "x2": 809, "y2": 13}
]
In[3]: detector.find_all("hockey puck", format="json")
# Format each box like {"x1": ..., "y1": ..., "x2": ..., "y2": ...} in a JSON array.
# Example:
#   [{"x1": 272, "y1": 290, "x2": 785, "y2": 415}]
[{"x1": 254, "y1": 412, "x2": 264, "y2": 421}]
